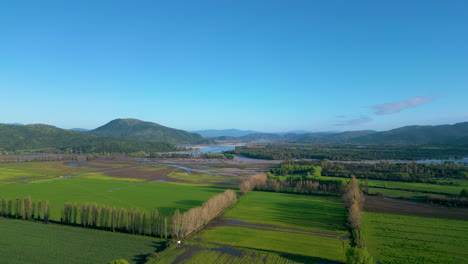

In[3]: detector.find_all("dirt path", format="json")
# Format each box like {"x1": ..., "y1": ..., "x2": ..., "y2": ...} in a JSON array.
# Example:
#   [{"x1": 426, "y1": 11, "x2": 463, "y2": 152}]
[{"x1": 364, "y1": 195, "x2": 468, "y2": 220}]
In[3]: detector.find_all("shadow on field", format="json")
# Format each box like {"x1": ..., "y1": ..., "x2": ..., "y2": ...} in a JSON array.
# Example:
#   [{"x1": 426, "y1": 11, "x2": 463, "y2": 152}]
[
  {"x1": 133, "y1": 241, "x2": 166, "y2": 264},
  {"x1": 240, "y1": 246, "x2": 343, "y2": 264},
  {"x1": 175, "y1": 199, "x2": 206, "y2": 207},
  {"x1": 271, "y1": 200, "x2": 347, "y2": 232}
]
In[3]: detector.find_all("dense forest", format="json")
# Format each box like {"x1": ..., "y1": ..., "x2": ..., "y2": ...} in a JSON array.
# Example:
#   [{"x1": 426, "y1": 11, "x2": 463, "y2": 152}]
[
  {"x1": 229, "y1": 144, "x2": 468, "y2": 161},
  {"x1": 270, "y1": 160, "x2": 468, "y2": 184}
]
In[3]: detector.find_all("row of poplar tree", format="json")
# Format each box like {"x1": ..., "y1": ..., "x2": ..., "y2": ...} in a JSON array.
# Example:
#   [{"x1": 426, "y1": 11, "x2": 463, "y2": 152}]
[
  {"x1": 0, "y1": 197, "x2": 50, "y2": 222},
  {"x1": 0, "y1": 190, "x2": 237, "y2": 239}
]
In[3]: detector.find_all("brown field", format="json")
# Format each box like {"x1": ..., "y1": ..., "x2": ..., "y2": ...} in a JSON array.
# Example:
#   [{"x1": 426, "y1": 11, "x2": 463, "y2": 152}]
[{"x1": 363, "y1": 195, "x2": 468, "y2": 220}]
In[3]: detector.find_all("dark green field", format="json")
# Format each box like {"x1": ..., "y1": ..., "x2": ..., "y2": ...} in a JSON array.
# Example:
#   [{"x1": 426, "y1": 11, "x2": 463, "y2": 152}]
[
  {"x1": 361, "y1": 212, "x2": 468, "y2": 264},
  {"x1": 0, "y1": 219, "x2": 164, "y2": 264}
]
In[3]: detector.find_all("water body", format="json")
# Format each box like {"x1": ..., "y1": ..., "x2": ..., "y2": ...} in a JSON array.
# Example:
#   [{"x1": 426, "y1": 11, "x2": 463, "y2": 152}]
[
  {"x1": 414, "y1": 157, "x2": 468, "y2": 164},
  {"x1": 64, "y1": 162, "x2": 91, "y2": 168},
  {"x1": 198, "y1": 145, "x2": 237, "y2": 154}
]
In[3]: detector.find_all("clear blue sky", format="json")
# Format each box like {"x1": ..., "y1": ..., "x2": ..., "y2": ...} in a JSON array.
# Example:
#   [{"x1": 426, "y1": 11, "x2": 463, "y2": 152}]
[{"x1": 1, "y1": 0, "x2": 467, "y2": 132}]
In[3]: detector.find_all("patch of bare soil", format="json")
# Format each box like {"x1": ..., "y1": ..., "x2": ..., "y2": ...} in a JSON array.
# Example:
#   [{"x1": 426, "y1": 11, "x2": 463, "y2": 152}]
[
  {"x1": 74, "y1": 159, "x2": 140, "y2": 169},
  {"x1": 364, "y1": 195, "x2": 468, "y2": 220},
  {"x1": 102, "y1": 166, "x2": 187, "y2": 183}
]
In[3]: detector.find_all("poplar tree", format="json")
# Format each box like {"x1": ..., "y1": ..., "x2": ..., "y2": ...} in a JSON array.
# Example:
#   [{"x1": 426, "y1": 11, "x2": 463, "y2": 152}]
[
  {"x1": 31, "y1": 201, "x2": 36, "y2": 219},
  {"x1": 14, "y1": 198, "x2": 20, "y2": 218},
  {"x1": 141, "y1": 211, "x2": 147, "y2": 236},
  {"x1": 164, "y1": 217, "x2": 168, "y2": 239},
  {"x1": 7, "y1": 199, "x2": 12, "y2": 217},
  {"x1": 134, "y1": 209, "x2": 140, "y2": 235},
  {"x1": 37, "y1": 200, "x2": 42, "y2": 220},
  {"x1": 73, "y1": 203, "x2": 78, "y2": 224},
  {"x1": 99, "y1": 206, "x2": 105, "y2": 228},
  {"x1": 21, "y1": 199, "x2": 26, "y2": 220},
  {"x1": 128, "y1": 208, "x2": 134, "y2": 233},
  {"x1": 24, "y1": 196, "x2": 32, "y2": 220},
  {"x1": 44, "y1": 200, "x2": 50, "y2": 222},
  {"x1": 0, "y1": 199, "x2": 6, "y2": 216}
]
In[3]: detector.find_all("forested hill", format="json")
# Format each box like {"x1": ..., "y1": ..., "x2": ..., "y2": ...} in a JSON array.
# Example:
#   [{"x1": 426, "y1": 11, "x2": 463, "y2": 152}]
[
  {"x1": 0, "y1": 124, "x2": 175, "y2": 153},
  {"x1": 89, "y1": 118, "x2": 208, "y2": 145},
  {"x1": 354, "y1": 122, "x2": 468, "y2": 145}
]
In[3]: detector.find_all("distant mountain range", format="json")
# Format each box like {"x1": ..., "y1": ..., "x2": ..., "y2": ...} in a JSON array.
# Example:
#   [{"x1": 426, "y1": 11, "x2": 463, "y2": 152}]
[
  {"x1": 1, "y1": 119, "x2": 467, "y2": 154},
  {"x1": 210, "y1": 122, "x2": 468, "y2": 145},
  {"x1": 70, "y1": 128, "x2": 89, "y2": 132},
  {"x1": 192, "y1": 129, "x2": 260, "y2": 137},
  {"x1": 192, "y1": 129, "x2": 315, "y2": 137}
]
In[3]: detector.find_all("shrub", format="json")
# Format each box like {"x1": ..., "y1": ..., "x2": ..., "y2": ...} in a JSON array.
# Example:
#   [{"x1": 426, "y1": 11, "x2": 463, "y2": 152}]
[
  {"x1": 346, "y1": 247, "x2": 375, "y2": 264},
  {"x1": 108, "y1": 259, "x2": 129, "y2": 264}
]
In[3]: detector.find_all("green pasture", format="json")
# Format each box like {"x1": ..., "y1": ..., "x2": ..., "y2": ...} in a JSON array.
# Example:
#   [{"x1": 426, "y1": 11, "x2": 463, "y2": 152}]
[
  {"x1": 367, "y1": 187, "x2": 443, "y2": 200},
  {"x1": 0, "y1": 219, "x2": 163, "y2": 264},
  {"x1": 0, "y1": 161, "x2": 99, "y2": 184},
  {"x1": 362, "y1": 212, "x2": 468, "y2": 264},
  {"x1": 152, "y1": 241, "x2": 301, "y2": 264},
  {"x1": 317, "y1": 174, "x2": 466, "y2": 196},
  {"x1": 193, "y1": 192, "x2": 349, "y2": 263},
  {"x1": 0, "y1": 177, "x2": 226, "y2": 219}
]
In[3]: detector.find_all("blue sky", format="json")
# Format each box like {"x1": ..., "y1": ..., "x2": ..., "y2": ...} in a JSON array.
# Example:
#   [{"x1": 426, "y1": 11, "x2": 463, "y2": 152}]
[{"x1": 1, "y1": 0, "x2": 467, "y2": 132}]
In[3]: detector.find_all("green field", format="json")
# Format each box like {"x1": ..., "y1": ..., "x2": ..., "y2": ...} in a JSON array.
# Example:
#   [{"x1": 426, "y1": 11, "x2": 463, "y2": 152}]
[
  {"x1": 192, "y1": 192, "x2": 349, "y2": 263},
  {"x1": 316, "y1": 174, "x2": 466, "y2": 201},
  {"x1": 0, "y1": 219, "x2": 164, "y2": 264},
  {"x1": 0, "y1": 177, "x2": 225, "y2": 218},
  {"x1": 0, "y1": 161, "x2": 99, "y2": 184},
  {"x1": 152, "y1": 241, "x2": 301, "y2": 264},
  {"x1": 362, "y1": 212, "x2": 468, "y2": 264}
]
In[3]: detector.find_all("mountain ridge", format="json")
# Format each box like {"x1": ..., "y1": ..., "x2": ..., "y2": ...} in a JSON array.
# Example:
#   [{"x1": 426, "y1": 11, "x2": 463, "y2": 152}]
[{"x1": 89, "y1": 118, "x2": 208, "y2": 145}]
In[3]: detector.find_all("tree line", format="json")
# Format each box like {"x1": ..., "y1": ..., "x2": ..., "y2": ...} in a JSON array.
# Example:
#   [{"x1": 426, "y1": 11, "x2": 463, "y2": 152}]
[
  {"x1": 239, "y1": 173, "x2": 344, "y2": 195},
  {"x1": 229, "y1": 144, "x2": 468, "y2": 161},
  {"x1": 0, "y1": 190, "x2": 236, "y2": 239},
  {"x1": 343, "y1": 176, "x2": 374, "y2": 264},
  {"x1": 270, "y1": 160, "x2": 468, "y2": 185},
  {"x1": 0, "y1": 197, "x2": 50, "y2": 222}
]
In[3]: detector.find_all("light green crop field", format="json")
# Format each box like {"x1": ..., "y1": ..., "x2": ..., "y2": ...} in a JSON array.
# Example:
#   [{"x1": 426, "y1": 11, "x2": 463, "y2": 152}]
[
  {"x1": 318, "y1": 175, "x2": 466, "y2": 196},
  {"x1": 362, "y1": 212, "x2": 468, "y2": 264},
  {"x1": 0, "y1": 219, "x2": 164, "y2": 264},
  {"x1": 0, "y1": 161, "x2": 99, "y2": 184},
  {"x1": 0, "y1": 177, "x2": 226, "y2": 218},
  {"x1": 193, "y1": 192, "x2": 349, "y2": 263}
]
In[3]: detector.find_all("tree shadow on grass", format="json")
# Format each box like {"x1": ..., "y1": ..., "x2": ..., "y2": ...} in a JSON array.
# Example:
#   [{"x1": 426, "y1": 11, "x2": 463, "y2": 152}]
[
  {"x1": 132, "y1": 241, "x2": 167, "y2": 264},
  {"x1": 232, "y1": 245, "x2": 343, "y2": 264},
  {"x1": 175, "y1": 199, "x2": 205, "y2": 208}
]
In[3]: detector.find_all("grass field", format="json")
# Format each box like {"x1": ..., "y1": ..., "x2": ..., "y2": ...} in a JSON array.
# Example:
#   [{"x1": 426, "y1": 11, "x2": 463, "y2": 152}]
[
  {"x1": 0, "y1": 177, "x2": 226, "y2": 218},
  {"x1": 152, "y1": 241, "x2": 301, "y2": 264},
  {"x1": 0, "y1": 161, "x2": 99, "y2": 184},
  {"x1": 0, "y1": 219, "x2": 164, "y2": 264},
  {"x1": 361, "y1": 212, "x2": 468, "y2": 264},
  {"x1": 193, "y1": 192, "x2": 349, "y2": 263},
  {"x1": 316, "y1": 175, "x2": 466, "y2": 201}
]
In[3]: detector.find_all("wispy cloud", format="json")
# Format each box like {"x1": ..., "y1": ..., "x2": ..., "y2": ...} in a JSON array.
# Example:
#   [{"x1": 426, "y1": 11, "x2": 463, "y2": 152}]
[
  {"x1": 335, "y1": 115, "x2": 372, "y2": 126},
  {"x1": 336, "y1": 115, "x2": 347, "y2": 118},
  {"x1": 372, "y1": 96, "x2": 433, "y2": 115}
]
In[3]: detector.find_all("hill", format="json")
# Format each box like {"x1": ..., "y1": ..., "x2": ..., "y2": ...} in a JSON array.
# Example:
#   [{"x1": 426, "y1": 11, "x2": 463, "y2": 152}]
[
  {"x1": 0, "y1": 124, "x2": 175, "y2": 153},
  {"x1": 354, "y1": 122, "x2": 468, "y2": 145},
  {"x1": 89, "y1": 118, "x2": 207, "y2": 145}
]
